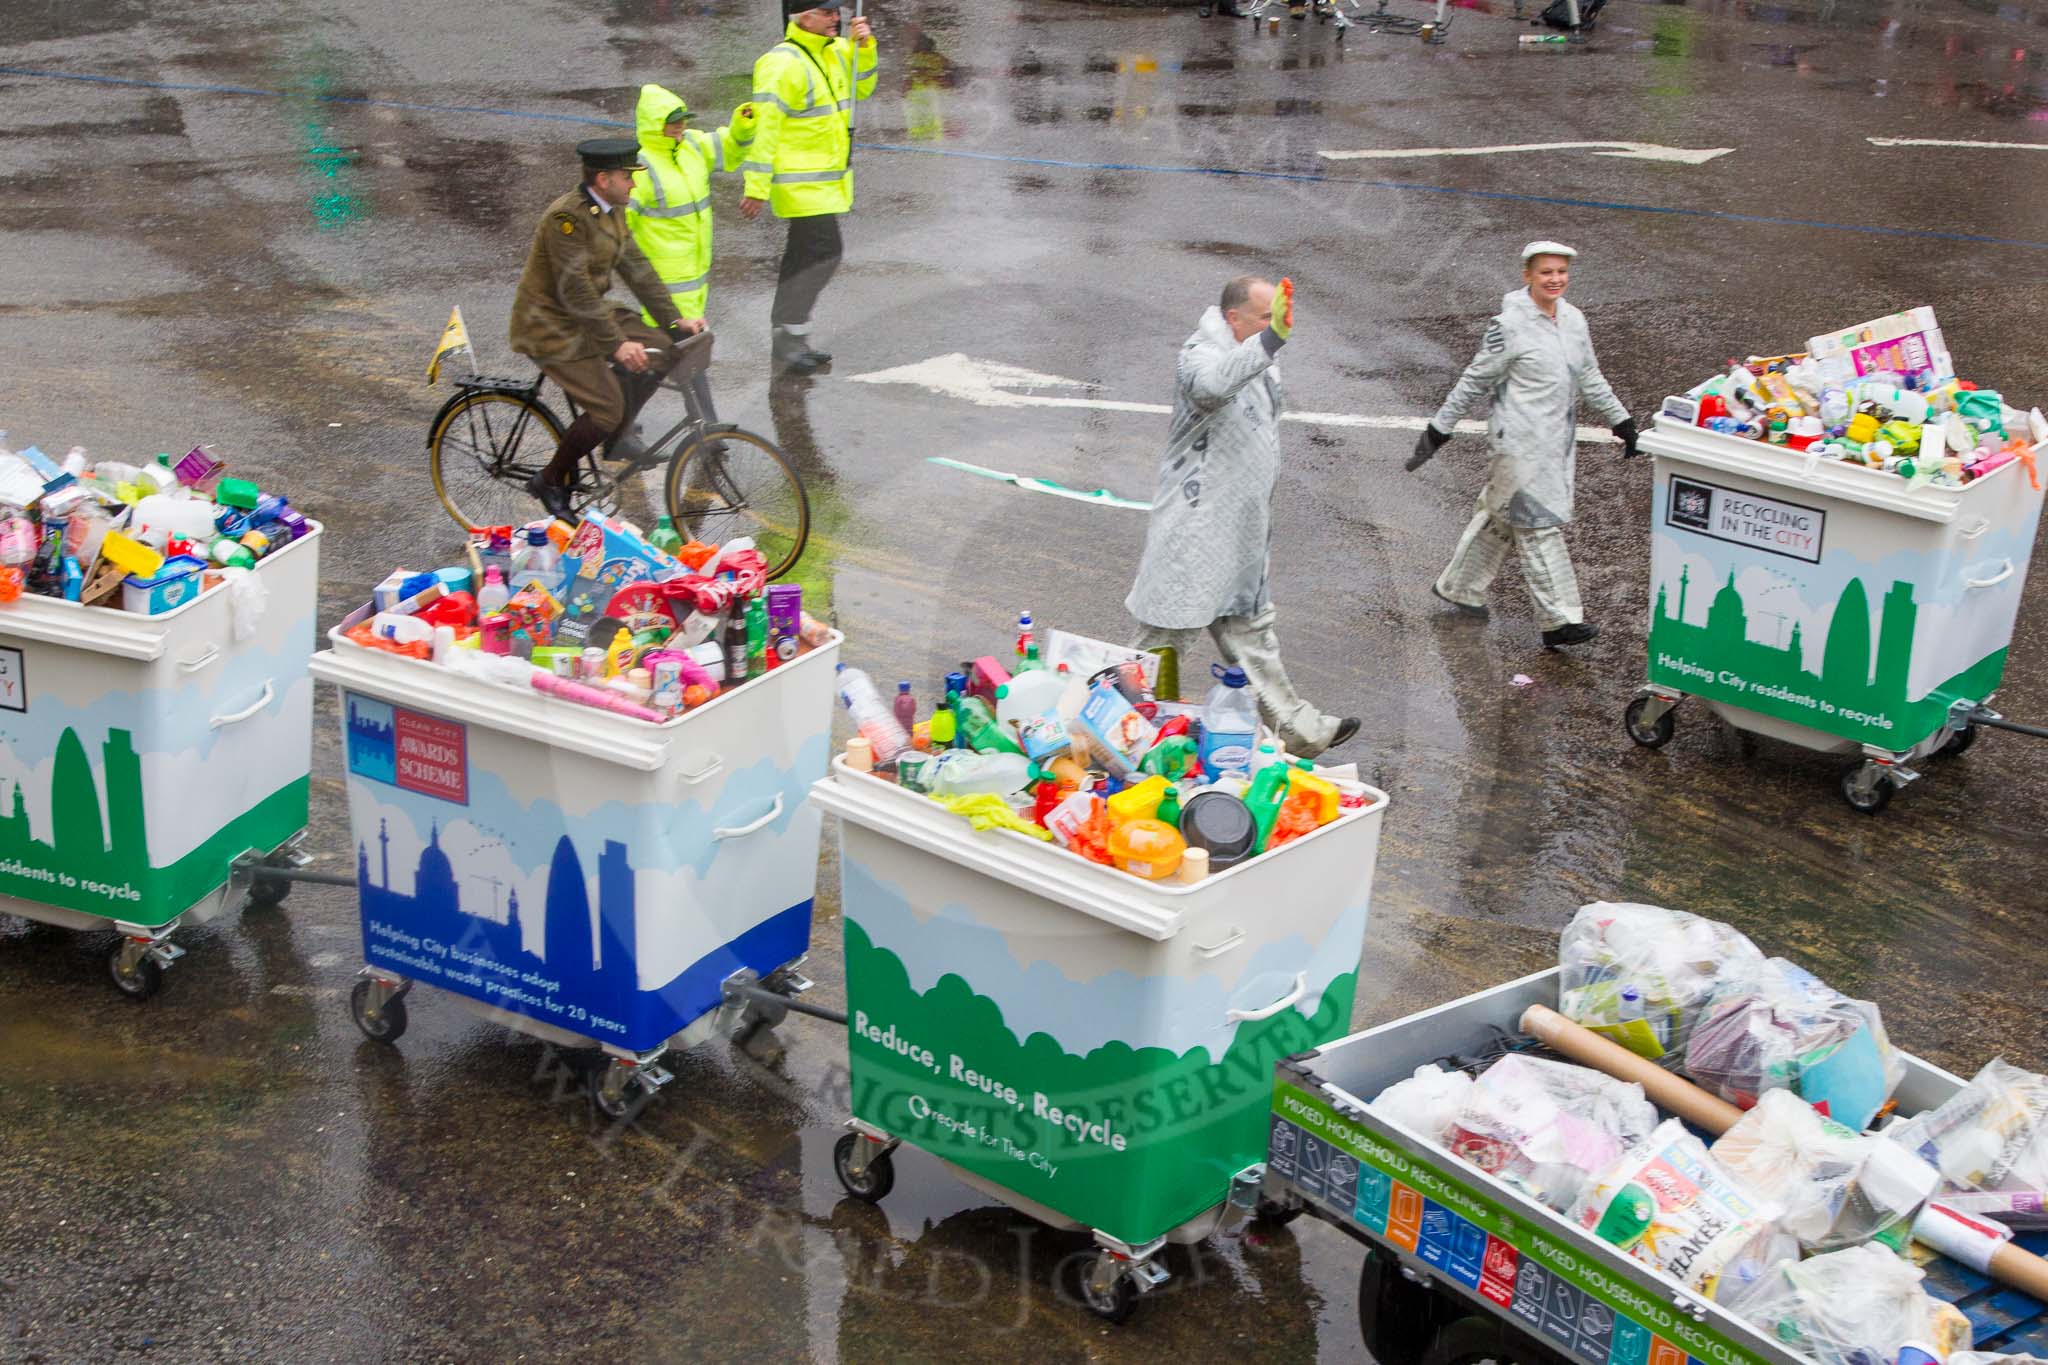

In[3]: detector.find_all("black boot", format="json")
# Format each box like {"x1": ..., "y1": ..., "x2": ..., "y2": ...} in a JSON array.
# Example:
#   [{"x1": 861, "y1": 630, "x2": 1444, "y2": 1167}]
[
  {"x1": 773, "y1": 327, "x2": 829, "y2": 375},
  {"x1": 531, "y1": 412, "x2": 605, "y2": 519},
  {"x1": 1541, "y1": 622, "x2": 1600, "y2": 649}
]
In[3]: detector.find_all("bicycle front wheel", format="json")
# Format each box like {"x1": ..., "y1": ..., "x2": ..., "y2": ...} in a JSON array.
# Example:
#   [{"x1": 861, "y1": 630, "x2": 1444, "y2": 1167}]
[
  {"x1": 662, "y1": 425, "x2": 811, "y2": 580},
  {"x1": 429, "y1": 390, "x2": 565, "y2": 532}
]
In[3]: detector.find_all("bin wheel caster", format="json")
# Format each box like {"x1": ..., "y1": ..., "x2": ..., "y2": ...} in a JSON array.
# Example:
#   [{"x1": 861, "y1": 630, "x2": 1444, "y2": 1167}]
[
  {"x1": 349, "y1": 979, "x2": 408, "y2": 1043},
  {"x1": 833, "y1": 1133, "x2": 896, "y2": 1203},
  {"x1": 1077, "y1": 1257, "x2": 1139, "y2": 1325},
  {"x1": 246, "y1": 877, "x2": 291, "y2": 909},
  {"x1": 1838, "y1": 763, "x2": 1893, "y2": 815},
  {"x1": 588, "y1": 1066, "x2": 648, "y2": 1121},
  {"x1": 1941, "y1": 723, "x2": 1978, "y2": 757},
  {"x1": 108, "y1": 946, "x2": 163, "y2": 1000},
  {"x1": 1253, "y1": 1196, "x2": 1306, "y2": 1227},
  {"x1": 1623, "y1": 696, "x2": 1676, "y2": 749}
]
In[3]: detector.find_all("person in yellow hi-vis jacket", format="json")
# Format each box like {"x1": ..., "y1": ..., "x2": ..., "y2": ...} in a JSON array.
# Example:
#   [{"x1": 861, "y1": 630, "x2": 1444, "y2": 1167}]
[
  {"x1": 627, "y1": 84, "x2": 757, "y2": 328},
  {"x1": 742, "y1": 0, "x2": 879, "y2": 374}
]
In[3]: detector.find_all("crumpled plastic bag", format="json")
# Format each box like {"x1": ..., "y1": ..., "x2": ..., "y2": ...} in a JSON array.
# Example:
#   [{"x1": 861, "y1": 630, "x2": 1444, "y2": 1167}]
[
  {"x1": 1371, "y1": 1064, "x2": 1473, "y2": 1143},
  {"x1": 1886, "y1": 1058, "x2": 2048, "y2": 1227},
  {"x1": 1443, "y1": 1054, "x2": 1657, "y2": 1213},
  {"x1": 223, "y1": 565, "x2": 267, "y2": 641},
  {"x1": 1574, "y1": 1118, "x2": 1794, "y2": 1303},
  {"x1": 1559, "y1": 902, "x2": 1765, "y2": 1063},
  {"x1": 1729, "y1": 1244, "x2": 1971, "y2": 1365},
  {"x1": 1711, "y1": 1089, "x2": 1938, "y2": 1254},
  {"x1": 1684, "y1": 957, "x2": 1904, "y2": 1131}
]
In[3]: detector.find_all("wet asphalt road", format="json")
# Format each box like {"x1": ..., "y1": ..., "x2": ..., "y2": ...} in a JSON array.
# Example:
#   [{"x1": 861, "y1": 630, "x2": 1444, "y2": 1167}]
[{"x1": 4, "y1": 0, "x2": 2048, "y2": 1358}]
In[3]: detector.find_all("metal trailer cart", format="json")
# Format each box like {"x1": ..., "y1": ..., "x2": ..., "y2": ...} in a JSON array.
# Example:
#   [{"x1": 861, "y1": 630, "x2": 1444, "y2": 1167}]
[
  {"x1": 306, "y1": 615, "x2": 840, "y2": 1116},
  {"x1": 809, "y1": 757, "x2": 1390, "y2": 1323},
  {"x1": 0, "y1": 523, "x2": 323, "y2": 998},
  {"x1": 1624, "y1": 417, "x2": 2046, "y2": 814},
  {"x1": 1263, "y1": 967, "x2": 2048, "y2": 1365}
]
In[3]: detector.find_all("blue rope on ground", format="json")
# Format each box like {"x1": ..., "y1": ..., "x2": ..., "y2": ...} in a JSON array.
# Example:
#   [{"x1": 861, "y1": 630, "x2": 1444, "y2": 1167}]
[{"x1": 5, "y1": 64, "x2": 2047, "y2": 251}]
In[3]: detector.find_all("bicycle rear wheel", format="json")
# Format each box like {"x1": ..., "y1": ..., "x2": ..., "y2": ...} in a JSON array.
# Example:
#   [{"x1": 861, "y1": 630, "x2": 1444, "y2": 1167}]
[
  {"x1": 429, "y1": 390, "x2": 565, "y2": 531},
  {"x1": 662, "y1": 425, "x2": 810, "y2": 580}
]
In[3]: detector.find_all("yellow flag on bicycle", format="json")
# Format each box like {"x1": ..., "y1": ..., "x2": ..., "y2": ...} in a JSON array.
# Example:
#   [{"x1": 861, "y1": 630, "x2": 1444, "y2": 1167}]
[{"x1": 426, "y1": 305, "x2": 473, "y2": 385}]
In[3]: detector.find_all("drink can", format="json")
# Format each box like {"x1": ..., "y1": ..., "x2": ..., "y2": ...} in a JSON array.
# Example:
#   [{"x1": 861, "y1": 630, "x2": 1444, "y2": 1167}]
[
  {"x1": 551, "y1": 654, "x2": 579, "y2": 679},
  {"x1": 651, "y1": 660, "x2": 684, "y2": 713},
  {"x1": 896, "y1": 751, "x2": 935, "y2": 794}
]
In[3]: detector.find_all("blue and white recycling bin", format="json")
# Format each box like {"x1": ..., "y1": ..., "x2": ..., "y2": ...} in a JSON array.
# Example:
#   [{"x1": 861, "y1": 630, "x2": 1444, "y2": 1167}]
[{"x1": 308, "y1": 611, "x2": 837, "y2": 1059}]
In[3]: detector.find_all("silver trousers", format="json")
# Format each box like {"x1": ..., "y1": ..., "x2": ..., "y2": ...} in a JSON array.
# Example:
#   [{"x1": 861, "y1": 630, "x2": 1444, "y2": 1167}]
[
  {"x1": 1133, "y1": 603, "x2": 1343, "y2": 756},
  {"x1": 1434, "y1": 501, "x2": 1585, "y2": 631}
]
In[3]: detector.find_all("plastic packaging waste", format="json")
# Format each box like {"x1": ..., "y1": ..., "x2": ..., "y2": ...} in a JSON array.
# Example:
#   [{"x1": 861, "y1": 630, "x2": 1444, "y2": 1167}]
[
  {"x1": 927, "y1": 750, "x2": 1034, "y2": 799},
  {"x1": 1372, "y1": 1064, "x2": 1475, "y2": 1143},
  {"x1": 837, "y1": 664, "x2": 911, "y2": 765},
  {"x1": 1728, "y1": 1244, "x2": 1971, "y2": 1364},
  {"x1": 1712, "y1": 1089, "x2": 1938, "y2": 1253},
  {"x1": 1443, "y1": 1054, "x2": 1659, "y2": 1213},
  {"x1": 1684, "y1": 956, "x2": 1904, "y2": 1129},
  {"x1": 1574, "y1": 1118, "x2": 1795, "y2": 1303},
  {"x1": 1199, "y1": 663, "x2": 1258, "y2": 778},
  {"x1": 1558, "y1": 902, "x2": 1765, "y2": 1063},
  {"x1": 1885, "y1": 1058, "x2": 2048, "y2": 1226}
]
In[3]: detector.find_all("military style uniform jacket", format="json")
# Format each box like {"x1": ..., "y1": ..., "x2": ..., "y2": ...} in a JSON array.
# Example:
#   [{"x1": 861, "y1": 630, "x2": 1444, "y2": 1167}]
[{"x1": 509, "y1": 187, "x2": 683, "y2": 366}]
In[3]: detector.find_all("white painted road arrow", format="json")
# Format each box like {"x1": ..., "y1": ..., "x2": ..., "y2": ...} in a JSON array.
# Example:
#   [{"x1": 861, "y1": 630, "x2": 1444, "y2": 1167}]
[
  {"x1": 1868, "y1": 136, "x2": 2048, "y2": 151},
  {"x1": 1319, "y1": 140, "x2": 1734, "y2": 165},
  {"x1": 850, "y1": 353, "x2": 1617, "y2": 442}
]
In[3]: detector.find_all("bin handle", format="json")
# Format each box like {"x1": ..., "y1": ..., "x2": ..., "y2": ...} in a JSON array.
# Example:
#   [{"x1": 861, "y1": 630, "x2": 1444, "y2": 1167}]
[
  {"x1": 178, "y1": 645, "x2": 221, "y2": 673},
  {"x1": 1967, "y1": 560, "x2": 2015, "y2": 590},
  {"x1": 1960, "y1": 518, "x2": 1991, "y2": 541},
  {"x1": 677, "y1": 753, "x2": 725, "y2": 786},
  {"x1": 209, "y1": 680, "x2": 274, "y2": 729},
  {"x1": 713, "y1": 794, "x2": 784, "y2": 841},
  {"x1": 1226, "y1": 972, "x2": 1307, "y2": 1023},
  {"x1": 1194, "y1": 926, "x2": 1245, "y2": 959}
]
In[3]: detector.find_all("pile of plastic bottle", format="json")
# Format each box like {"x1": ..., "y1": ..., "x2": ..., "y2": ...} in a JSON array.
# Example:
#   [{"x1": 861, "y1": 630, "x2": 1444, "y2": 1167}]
[
  {"x1": 1663, "y1": 309, "x2": 2043, "y2": 490},
  {"x1": 344, "y1": 511, "x2": 830, "y2": 723},
  {"x1": 835, "y1": 615, "x2": 1372, "y2": 884},
  {"x1": 0, "y1": 435, "x2": 308, "y2": 612}
]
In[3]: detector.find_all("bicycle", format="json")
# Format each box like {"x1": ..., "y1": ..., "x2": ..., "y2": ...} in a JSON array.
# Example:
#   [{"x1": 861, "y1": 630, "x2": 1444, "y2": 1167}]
[{"x1": 425, "y1": 329, "x2": 811, "y2": 580}]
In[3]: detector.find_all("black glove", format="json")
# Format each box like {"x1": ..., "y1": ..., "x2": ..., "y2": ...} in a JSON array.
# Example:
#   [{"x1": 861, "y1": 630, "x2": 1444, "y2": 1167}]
[
  {"x1": 1612, "y1": 417, "x2": 1640, "y2": 459},
  {"x1": 1406, "y1": 423, "x2": 1452, "y2": 472}
]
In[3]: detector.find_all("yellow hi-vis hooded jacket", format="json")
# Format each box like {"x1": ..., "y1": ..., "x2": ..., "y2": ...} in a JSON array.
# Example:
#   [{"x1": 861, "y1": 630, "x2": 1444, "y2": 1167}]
[
  {"x1": 743, "y1": 22, "x2": 878, "y2": 219},
  {"x1": 627, "y1": 84, "x2": 755, "y2": 323}
]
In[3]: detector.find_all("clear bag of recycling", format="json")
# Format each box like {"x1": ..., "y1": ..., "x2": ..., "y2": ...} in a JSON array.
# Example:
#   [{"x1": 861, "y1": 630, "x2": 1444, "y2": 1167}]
[
  {"x1": 1730, "y1": 1244, "x2": 1971, "y2": 1365},
  {"x1": 1443, "y1": 1054, "x2": 1657, "y2": 1213},
  {"x1": 1684, "y1": 957, "x2": 1904, "y2": 1131},
  {"x1": 1886, "y1": 1058, "x2": 2048, "y2": 1227},
  {"x1": 1574, "y1": 1118, "x2": 1794, "y2": 1303},
  {"x1": 1712, "y1": 1089, "x2": 1937, "y2": 1253},
  {"x1": 1372, "y1": 1064, "x2": 1473, "y2": 1143},
  {"x1": 1558, "y1": 902, "x2": 1764, "y2": 1063}
]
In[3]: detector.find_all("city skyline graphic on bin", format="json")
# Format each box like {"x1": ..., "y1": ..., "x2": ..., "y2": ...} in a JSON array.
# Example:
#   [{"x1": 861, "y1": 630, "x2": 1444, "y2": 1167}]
[
  {"x1": 346, "y1": 696, "x2": 397, "y2": 786},
  {"x1": 0, "y1": 725, "x2": 151, "y2": 881},
  {"x1": 356, "y1": 815, "x2": 642, "y2": 995},
  {"x1": 1648, "y1": 563, "x2": 1920, "y2": 703}
]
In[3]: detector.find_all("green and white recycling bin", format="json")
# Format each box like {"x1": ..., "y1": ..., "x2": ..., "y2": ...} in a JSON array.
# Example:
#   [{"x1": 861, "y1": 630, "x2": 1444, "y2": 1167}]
[
  {"x1": 1625, "y1": 416, "x2": 2043, "y2": 812},
  {"x1": 808, "y1": 757, "x2": 1389, "y2": 1322},
  {"x1": 0, "y1": 524, "x2": 322, "y2": 997}
]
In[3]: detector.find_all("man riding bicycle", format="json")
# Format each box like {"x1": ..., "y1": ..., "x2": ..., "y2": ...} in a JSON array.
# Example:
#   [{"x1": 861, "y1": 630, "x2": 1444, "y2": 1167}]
[{"x1": 510, "y1": 137, "x2": 704, "y2": 519}]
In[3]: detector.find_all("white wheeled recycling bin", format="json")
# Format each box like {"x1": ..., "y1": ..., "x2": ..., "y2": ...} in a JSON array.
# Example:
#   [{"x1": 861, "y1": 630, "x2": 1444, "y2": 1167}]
[
  {"x1": 307, "y1": 613, "x2": 839, "y2": 1112},
  {"x1": 0, "y1": 524, "x2": 322, "y2": 997},
  {"x1": 1630, "y1": 418, "x2": 2044, "y2": 811},
  {"x1": 809, "y1": 758, "x2": 1389, "y2": 1321}
]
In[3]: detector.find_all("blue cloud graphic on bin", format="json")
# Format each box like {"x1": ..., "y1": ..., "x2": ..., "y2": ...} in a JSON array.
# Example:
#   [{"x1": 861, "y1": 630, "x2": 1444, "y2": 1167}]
[
  {"x1": 841, "y1": 854, "x2": 1370, "y2": 1062},
  {"x1": 0, "y1": 614, "x2": 314, "y2": 769}
]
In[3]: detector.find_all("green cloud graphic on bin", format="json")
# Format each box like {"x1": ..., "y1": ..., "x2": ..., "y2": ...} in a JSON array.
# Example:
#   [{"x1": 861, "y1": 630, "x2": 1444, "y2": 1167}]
[{"x1": 841, "y1": 855, "x2": 1368, "y2": 1245}]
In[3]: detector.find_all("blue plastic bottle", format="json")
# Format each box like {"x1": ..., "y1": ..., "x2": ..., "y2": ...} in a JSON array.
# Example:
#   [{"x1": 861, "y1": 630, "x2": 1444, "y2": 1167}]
[{"x1": 1198, "y1": 664, "x2": 1258, "y2": 778}]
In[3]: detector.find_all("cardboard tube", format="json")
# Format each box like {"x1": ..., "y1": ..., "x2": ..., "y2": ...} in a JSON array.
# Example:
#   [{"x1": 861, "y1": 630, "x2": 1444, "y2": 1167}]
[
  {"x1": 1519, "y1": 1003, "x2": 2048, "y2": 1304},
  {"x1": 1519, "y1": 1004, "x2": 1747, "y2": 1134}
]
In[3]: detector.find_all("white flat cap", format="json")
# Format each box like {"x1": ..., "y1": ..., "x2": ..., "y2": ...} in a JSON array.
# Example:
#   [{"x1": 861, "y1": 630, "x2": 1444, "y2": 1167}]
[{"x1": 1521, "y1": 240, "x2": 1577, "y2": 263}]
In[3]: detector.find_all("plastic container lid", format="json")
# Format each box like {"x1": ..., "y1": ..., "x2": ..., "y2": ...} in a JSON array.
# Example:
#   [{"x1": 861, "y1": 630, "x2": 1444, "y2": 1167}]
[
  {"x1": 1179, "y1": 789, "x2": 1256, "y2": 867},
  {"x1": 1212, "y1": 662, "x2": 1248, "y2": 688}
]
